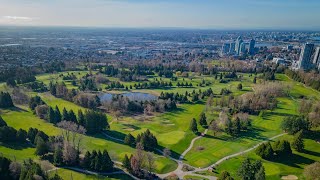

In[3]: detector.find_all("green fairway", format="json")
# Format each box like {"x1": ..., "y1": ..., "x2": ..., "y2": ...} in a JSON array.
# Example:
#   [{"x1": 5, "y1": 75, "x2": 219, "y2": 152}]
[
  {"x1": 0, "y1": 105, "x2": 177, "y2": 174},
  {"x1": 213, "y1": 134, "x2": 320, "y2": 180}
]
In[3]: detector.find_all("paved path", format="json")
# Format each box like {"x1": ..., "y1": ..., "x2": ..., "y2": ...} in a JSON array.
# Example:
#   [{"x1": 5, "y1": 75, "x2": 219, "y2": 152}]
[{"x1": 179, "y1": 129, "x2": 208, "y2": 160}]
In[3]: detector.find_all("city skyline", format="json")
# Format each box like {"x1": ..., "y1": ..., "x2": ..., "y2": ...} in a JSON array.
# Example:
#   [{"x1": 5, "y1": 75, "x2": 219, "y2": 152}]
[{"x1": 1, "y1": 0, "x2": 320, "y2": 30}]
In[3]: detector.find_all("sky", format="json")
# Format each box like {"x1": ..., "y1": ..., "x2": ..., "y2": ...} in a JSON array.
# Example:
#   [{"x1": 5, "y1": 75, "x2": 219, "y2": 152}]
[{"x1": 0, "y1": 0, "x2": 320, "y2": 30}]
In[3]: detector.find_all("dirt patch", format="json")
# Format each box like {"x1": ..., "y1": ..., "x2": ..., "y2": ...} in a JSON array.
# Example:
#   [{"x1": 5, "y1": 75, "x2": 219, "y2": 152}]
[{"x1": 281, "y1": 175, "x2": 298, "y2": 180}]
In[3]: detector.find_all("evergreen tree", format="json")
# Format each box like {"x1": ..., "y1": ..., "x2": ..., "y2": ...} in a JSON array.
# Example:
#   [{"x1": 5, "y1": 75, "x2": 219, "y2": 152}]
[
  {"x1": 82, "y1": 151, "x2": 91, "y2": 169},
  {"x1": 90, "y1": 150, "x2": 97, "y2": 170},
  {"x1": 124, "y1": 133, "x2": 136, "y2": 147},
  {"x1": 0, "y1": 115, "x2": 7, "y2": 127},
  {"x1": 54, "y1": 106, "x2": 62, "y2": 123},
  {"x1": 255, "y1": 142, "x2": 274, "y2": 160},
  {"x1": 68, "y1": 110, "x2": 77, "y2": 122},
  {"x1": 53, "y1": 146, "x2": 63, "y2": 165},
  {"x1": 101, "y1": 150, "x2": 113, "y2": 172},
  {"x1": 48, "y1": 107, "x2": 56, "y2": 124},
  {"x1": 237, "y1": 83, "x2": 243, "y2": 90},
  {"x1": 35, "y1": 137, "x2": 48, "y2": 156},
  {"x1": 273, "y1": 140, "x2": 292, "y2": 156},
  {"x1": 16, "y1": 128, "x2": 27, "y2": 142},
  {"x1": 199, "y1": 112, "x2": 207, "y2": 128},
  {"x1": 292, "y1": 130, "x2": 304, "y2": 152},
  {"x1": 94, "y1": 151, "x2": 102, "y2": 171},
  {"x1": 253, "y1": 77, "x2": 257, "y2": 84},
  {"x1": 78, "y1": 110, "x2": 85, "y2": 126},
  {"x1": 190, "y1": 118, "x2": 198, "y2": 134},
  {"x1": 122, "y1": 154, "x2": 131, "y2": 170},
  {"x1": 62, "y1": 108, "x2": 68, "y2": 121}
]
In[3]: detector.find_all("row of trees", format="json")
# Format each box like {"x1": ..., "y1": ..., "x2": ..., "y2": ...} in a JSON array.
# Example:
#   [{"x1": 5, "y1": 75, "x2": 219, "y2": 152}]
[
  {"x1": 124, "y1": 129, "x2": 158, "y2": 151},
  {"x1": 103, "y1": 95, "x2": 177, "y2": 115},
  {"x1": 285, "y1": 69, "x2": 320, "y2": 91},
  {"x1": 255, "y1": 140, "x2": 292, "y2": 160},
  {"x1": 207, "y1": 111, "x2": 251, "y2": 137},
  {"x1": 0, "y1": 156, "x2": 62, "y2": 180},
  {"x1": 82, "y1": 150, "x2": 114, "y2": 172}
]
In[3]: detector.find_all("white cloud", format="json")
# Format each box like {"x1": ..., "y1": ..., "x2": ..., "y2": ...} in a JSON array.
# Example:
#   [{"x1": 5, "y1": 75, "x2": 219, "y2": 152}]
[{"x1": 3, "y1": 16, "x2": 33, "y2": 21}]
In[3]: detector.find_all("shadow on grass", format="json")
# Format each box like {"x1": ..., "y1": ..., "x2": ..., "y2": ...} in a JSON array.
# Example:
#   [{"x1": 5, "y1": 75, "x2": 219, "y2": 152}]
[
  {"x1": 0, "y1": 142, "x2": 33, "y2": 150},
  {"x1": 8, "y1": 106, "x2": 28, "y2": 112},
  {"x1": 271, "y1": 153, "x2": 315, "y2": 168}
]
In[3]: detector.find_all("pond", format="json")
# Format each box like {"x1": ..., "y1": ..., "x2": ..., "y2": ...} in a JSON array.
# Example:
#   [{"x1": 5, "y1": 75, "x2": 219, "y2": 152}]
[{"x1": 99, "y1": 92, "x2": 158, "y2": 102}]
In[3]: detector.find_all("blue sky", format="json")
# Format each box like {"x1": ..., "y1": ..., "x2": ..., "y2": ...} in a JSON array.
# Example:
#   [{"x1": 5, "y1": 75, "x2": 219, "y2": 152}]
[{"x1": 0, "y1": 0, "x2": 319, "y2": 29}]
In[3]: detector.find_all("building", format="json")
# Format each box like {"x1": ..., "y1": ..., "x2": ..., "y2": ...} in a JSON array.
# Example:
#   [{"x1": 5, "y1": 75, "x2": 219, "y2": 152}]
[
  {"x1": 272, "y1": 58, "x2": 286, "y2": 65},
  {"x1": 229, "y1": 42, "x2": 236, "y2": 54},
  {"x1": 235, "y1": 36, "x2": 243, "y2": 55},
  {"x1": 221, "y1": 43, "x2": 231, "y2": 55},
  {"x1": 313, "y1": 46, "x2": 320, "y2": 66},
  {"x1": 297, "y1": 43, "x2": 314, "y2": 70},
  {"x1": 249, "y1": 39, "x2": 255, "y2": 55},
  {"x1": 287, "y1": 45, "x2": 294, "y2": 51},
  {"x1": 239, "y1": 43, "x2": 247, "y2": 55}
]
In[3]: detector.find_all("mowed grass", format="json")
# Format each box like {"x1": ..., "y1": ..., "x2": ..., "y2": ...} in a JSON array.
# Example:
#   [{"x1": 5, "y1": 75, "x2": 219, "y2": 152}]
[
  {"x1": 49, "y1": 168, "x2": 133, "y2": 180},
  {"x1": 0, "y1": 104, "x2": 177, "y2": 174},
  {"x1": 183, "y1": 95, "x2": 299, "y2": 168},
  {"x1": 213, "y1": 134, "x2": 320, "y2": 180},
  {"x1": 110, "y1": 103, "x2": 206, "y2": 156}
]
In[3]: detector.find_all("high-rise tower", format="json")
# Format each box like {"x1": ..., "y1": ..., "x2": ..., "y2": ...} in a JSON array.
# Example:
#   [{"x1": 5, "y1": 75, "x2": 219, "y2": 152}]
[{"x1": 297, "y1": 43, "x2": 314, "y2": 70}]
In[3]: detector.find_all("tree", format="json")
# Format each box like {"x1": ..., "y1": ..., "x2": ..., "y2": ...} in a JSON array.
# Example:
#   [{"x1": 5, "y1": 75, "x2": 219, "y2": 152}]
[
  {"x1": 0, "y1": 115, "x2": 7, "y2": 127},
  {"x1": 273, "y1": 140, "x2": 292, "y2": 156},
  {"x1": 124, "y1": 133, "x2": 136, "y2": 147},
  {"x1": 303, "y1": 162, "x2": 320, "y2": 180},
  {"x1": 9, "y1": 161, "x2": 21, "y2": 180},
  {"x1": 48, "y1": 107, "x2": 56, "y2": 124},
  {"x1": 122, "y1": 154, "x2": 131, "y2": 171},
  {"x1": 53, "y1": 146, "x2": 63, "y2": 166},
  {"x1": 146, "y1": 152, "x2": 155, "y2": 172},
  {"x1": 68, "y1": 110, "x2": 77, "y2": 122},
  {"x1": 6, "y1": 78, "x2": 16, "y2": 87},
  {"x1": 0, "y1": 156, "x2": 12, "y2": 180},
  {"x1": 220, "y1": 171, "x2": 234, "y2": 180},
  {"x1": 35, "y1": 137, "x2": 48, "y2": 156},
  {"x1": 281, "y1": 116, "x2": 309, "y2": 134},
  {"x1": 101, "y1": 150, "x2": 113, "y2": 172},
  {"x1": 16, "y1": 129, "x2": 27, "y2": 142},
  {"x1": 82, "y1": 151, "x2": 91, "y2": 169},
  {"x1": 238, "y1": 158, "x2": 265, "y2": 180},
  {"x1": 255, "y1": 142, "x2": 273, "y2": 160},
  {"x1": 78, "y1": 110, "x2": 85, "y2": 126},
  {"x1": 237, "y1": 83, "x2": 243, "y2": 90},
  {"x1": 54, "y1": 106, "x2": 62, "y2": 123},
  {"x1": 190, "y1": 118, "x2": 198, "y2": 134},
  {"x1": 292, "y1": 130, "x2": 304, "y2": 152},
  {"x1": 253, "y1": 160, "x2": 265, "y2": 180},
  {"x1": 62, "y1": 142, "x2": 78, "y2": 166},
  {"x1": 62, "y1": 108, "x2": 69, "y2": 121},
  {"x1": 0, "y1": 92, "x2": 14, "y2": 108},
  {"x1": 163, "y1": 148, "x2": 171, "y2": 158},
  {"x1": 199, "y1": 112, "x2": 208, "y2": 128}
]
